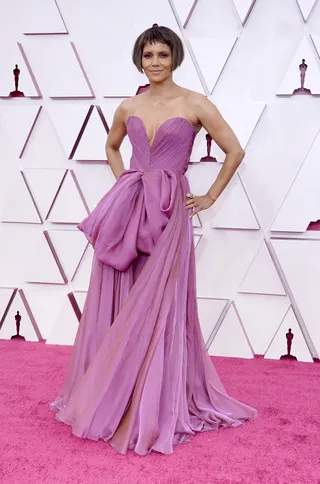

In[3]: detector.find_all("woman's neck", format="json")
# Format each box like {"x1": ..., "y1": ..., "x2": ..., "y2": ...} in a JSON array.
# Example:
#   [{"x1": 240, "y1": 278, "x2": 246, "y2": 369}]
[{"x1": 147, "y1": 78, "x2": 179, "y2": 100}]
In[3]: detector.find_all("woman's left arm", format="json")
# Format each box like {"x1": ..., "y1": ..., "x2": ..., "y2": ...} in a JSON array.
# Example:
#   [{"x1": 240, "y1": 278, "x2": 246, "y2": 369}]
[{"x1": 186, "y1": 94, "x2": 245, "y2": 217}]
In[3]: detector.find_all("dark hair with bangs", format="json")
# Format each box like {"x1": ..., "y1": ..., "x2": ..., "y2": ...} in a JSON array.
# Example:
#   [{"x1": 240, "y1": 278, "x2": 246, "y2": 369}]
[{"x1": 132, "y1": 25, "x2": 184, "y2": 73}]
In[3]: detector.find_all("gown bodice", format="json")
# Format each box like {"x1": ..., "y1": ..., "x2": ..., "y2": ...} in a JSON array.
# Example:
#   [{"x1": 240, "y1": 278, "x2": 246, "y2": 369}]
[
  {"x1": 77, "y1": 115, "x2": 198, "y2": 271},
  {"x1": 126, "y1": 115, "x2": 197, "y2": 175}
]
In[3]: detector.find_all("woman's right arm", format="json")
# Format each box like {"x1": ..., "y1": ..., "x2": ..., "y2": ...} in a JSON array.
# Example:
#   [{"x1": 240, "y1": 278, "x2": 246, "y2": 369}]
[{"x1": 105, "y1": 102, "x2": 128, "y2": 180}]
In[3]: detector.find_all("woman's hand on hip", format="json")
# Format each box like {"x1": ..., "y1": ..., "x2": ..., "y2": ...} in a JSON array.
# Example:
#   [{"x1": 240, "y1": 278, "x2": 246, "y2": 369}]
[{"x1": 185, "y1": 193, "x2": 215, "y2": 218}]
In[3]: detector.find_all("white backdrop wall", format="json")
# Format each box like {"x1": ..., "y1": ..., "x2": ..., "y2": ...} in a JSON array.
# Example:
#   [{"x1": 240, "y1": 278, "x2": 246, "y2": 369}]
[{"x1": 0, "y1": 0, "x2": 320, "y2": 362}]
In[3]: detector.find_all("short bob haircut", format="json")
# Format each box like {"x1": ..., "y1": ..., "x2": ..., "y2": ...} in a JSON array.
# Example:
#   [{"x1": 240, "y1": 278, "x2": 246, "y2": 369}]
[{"x1": 132, "y1": 25, "x2": 185, "y2": 73}]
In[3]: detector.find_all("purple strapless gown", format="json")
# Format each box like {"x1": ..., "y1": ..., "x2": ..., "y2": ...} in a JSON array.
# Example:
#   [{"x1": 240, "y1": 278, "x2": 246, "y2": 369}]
[{"x1": 49, "y1": 115, "x2": 258, "y2": 455}]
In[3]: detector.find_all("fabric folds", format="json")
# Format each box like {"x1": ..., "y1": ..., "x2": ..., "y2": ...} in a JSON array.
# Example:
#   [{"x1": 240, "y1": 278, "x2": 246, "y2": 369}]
[{"x1": 50, "y1": 168, "x2": 257, "y2": 456}]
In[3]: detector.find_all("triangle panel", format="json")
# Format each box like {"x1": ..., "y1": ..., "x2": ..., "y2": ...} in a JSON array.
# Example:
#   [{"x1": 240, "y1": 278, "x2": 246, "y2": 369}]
[
  {"x1": 48, "y1": 229, "x2": 88, "y2": 281},
  {"x1": 23, "y1": 0, "x2": 68, "y2": 34},
  {"x1": 192, "y1": 213, "x2": 202, "y2": 228},
  {"x1": 71, "y1": 245, "x2": 94, "y2": 290},
  {"x1": 239, "y1": 241, "x2": 286, "y2": 295},
  {"x1": 73, "y1": 107, "x2": 108, "y2": 161},
  {"x1": 0, "y1": 171, "x2": 41, "y2": 224},
  {"x1": 209, "y1": 100, "x2": 265, "y2": 153},
  {"x1": 197, "y1": 298, "x2": 228, "y2": 344},
  {"x1": 73, "y1": 291, "x2": 87, "y2": 314},
  {"x1": 193, "y1": 233, "x2": 202, "y2": 249},
  {"x1": 24, "y1": 232, "x2": 66, "y2": 284},
  {"x1": 0, "y1": 288, "x2": 17, "y2": 325},
  {"x1": 189, "y1": 36, "x2": 237, "y2": 94},
  {"x1": 311, "y1": 34, "x2": 320, "y2": 57},
  {"x1": 265, "y1": 307, "x2": 313, "y2": 362},
  {"x1": 22, "y1": 38, "x2": 94, "y2": 98},
  {"x1": 47, "y1": 171, "x2": 88, "y2": 224},
  {"x1": 0, "y1": 106, "x2": 41, "y2": 158},
  {"x1": 47, "y1": 104, "x2": 90, "y2": 158},
  {"x1": 271, "y1": 238, "x2": 320, "y2": 357},
  {"x1": 0, "y1": 289, "x2": 42, "y2": 341},
  {"x1": 21, "y1": 285, "x2": 68, "y2": 339},
  {"x1": 296, "y1": 0, "x2": 318, "y2": 21},
  {"x1": 73, "y1": 164, "x2": 116, "y2": 212},
  {"x1": 210, "y1": 173, "x2": 259, "y2": 230},
  {"x1": 235, "y1": 294, "x2": 290, "y2": 355},
  {"x1": 271, "y1": 127, "x2": 320, "y2": 232},
  {"x1": 0, "y1": 42, "x2": 41, "y2": 98},
  {"x1": 208, "y1": 304, "x2": 254, "y2": 358},
  {"x1": 46, "y1": 294, "x2": 79, "y2": 345},
  {"x1": 171, "y1": 0, "x2": 198, "y2": 28},
  {"x1": 277, "y1": 37, "x2": 320, "y2": 95},
  {"x1": 232, "y1": 0, "x2": 256, "y2": 25},
  {"x1": 19, "y1": 107, "x2": 68, "y2": 169},
  {"x1": 23, "y1": 168, "x2": 66, "y2": 220}
]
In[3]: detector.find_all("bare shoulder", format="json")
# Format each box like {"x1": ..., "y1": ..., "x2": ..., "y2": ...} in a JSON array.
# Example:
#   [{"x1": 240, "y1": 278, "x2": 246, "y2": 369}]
[
  {"x1": 178, "y1": 88, "x2": 217, "y2": 126},
  {"x1": 180, "y1": 89, "x2": 243, "y2": 154},
  {"x1": 184, "y1": 89, "x2": 215, "y2": 110},
  {"x1": 116, "y1": 95, "x2": 147, "y2": 121},
  {"x1": 187, "y1": 90, "x2": 224, "y2": 127},
  {"x1": 115, "y1": 98, "x2": 134, "y2": 118}
]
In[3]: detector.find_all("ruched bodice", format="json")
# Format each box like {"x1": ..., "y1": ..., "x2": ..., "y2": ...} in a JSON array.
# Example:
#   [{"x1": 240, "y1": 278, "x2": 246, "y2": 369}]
[
  {"x1": 126, "y1": 115, "x2": 197, "y2": 175},
  {"x1": 76, "y1": 116, "x2": 198, "y2": 271}
]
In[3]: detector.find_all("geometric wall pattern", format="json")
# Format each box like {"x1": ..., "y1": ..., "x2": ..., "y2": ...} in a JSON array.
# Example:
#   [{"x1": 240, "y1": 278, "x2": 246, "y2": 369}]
[{"x1": 1, "y1": 0, "x2": 320, "y2": 363}]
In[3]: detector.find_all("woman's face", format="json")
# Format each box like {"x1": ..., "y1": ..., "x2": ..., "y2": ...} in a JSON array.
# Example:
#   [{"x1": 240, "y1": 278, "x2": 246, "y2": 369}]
[{"x1": 141, "y1": 42, "x2": 173, "y2": 82}]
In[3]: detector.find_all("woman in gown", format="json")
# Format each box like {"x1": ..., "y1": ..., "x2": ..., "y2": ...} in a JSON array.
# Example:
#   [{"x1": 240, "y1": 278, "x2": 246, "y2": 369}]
[{"x1": 50, "y1": 24, "x2": 257, "y2": 456}]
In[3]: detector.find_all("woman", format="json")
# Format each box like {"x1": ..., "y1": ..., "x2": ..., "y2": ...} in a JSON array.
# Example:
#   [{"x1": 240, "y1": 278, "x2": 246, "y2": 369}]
[{"x1": 50, "y1": 25, "x2": 257, "y2": 456}]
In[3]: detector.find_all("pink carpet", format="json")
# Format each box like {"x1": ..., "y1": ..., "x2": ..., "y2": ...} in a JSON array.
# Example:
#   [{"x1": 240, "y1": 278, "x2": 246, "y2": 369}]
[{"x1": 1, "y1": 340, "x2": 319, "y2": 484}]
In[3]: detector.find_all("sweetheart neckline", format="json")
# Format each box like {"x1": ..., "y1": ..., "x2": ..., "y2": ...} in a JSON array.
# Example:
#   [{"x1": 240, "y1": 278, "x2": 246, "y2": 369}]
[{"x1": 126, "y1": 115, "x2": 197, "y2": 150}]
